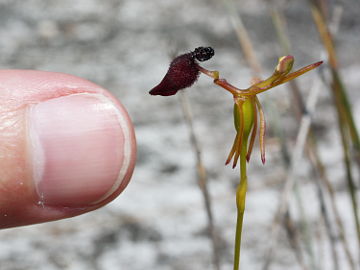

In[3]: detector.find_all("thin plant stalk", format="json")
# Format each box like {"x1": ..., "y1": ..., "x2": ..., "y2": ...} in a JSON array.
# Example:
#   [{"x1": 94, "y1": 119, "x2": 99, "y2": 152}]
[
  {"x1": 268, "y1": 103, "x2": 309, "y2": 270},
  {"x1": 283, "y1": 211, "x2": 310, "y2": 270},
  {"x1": 232, "y1": 97, "x2": 256, "y2": 270},
  {"x1": 222, "y1": 0, "x2": 262, "y2": 76},
  {"x1": 234, "y1": 139, "x2": 248, "y2": 270},
  {"x1": 262, "y1": 77, "x2": 323, "y2": 270},
  {"x1": 307, "y1": 143, "x2": 356, "y2": 269},
  {"x1": 313, "y1": 167, "x2": 340, "y2": 270},
  {"x1": 294, "y1": 181, "x2": 318, "y2": 270},
  {"x1": 269, "y1": 4, "x2": 355, "y2": 269},
  {"x1": 269, "y1": 6, "x2": 331, "y2": 269},
  {"x1": 178, "y1": 91, "x2": 221, "y2": 270},
  {"x1": 309, "y1": 0, "x2": 360, "y2": 248}
]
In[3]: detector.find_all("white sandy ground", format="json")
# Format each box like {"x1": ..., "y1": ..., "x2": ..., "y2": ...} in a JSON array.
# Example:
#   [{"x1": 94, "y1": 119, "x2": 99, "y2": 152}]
[{"x1": 0, "y1": 0, "x2": 360, "y2": 269}]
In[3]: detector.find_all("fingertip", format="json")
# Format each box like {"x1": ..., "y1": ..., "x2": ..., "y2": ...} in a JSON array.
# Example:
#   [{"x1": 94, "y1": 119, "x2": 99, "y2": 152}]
[
  {"x1": 29, "y1": 93, "x2": 135, "y2": 207},
  {"x1": 0, "y1": 70, "x2": 136, "y2": 228}
]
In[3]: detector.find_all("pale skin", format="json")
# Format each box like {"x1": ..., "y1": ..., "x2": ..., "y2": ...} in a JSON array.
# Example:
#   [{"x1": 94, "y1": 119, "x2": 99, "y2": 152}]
[{"x1": 0, "y1": 70, "x2": 136, "y2": 229}]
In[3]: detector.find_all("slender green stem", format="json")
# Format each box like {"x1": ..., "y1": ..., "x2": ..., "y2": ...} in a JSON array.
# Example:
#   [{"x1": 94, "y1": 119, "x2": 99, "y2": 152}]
[{"x1": 234, "y1": 139, "x2": 248, "y2": 270}]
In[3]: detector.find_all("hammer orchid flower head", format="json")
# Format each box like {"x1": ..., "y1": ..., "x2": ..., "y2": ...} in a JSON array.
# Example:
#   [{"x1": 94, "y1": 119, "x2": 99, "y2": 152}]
[{"x1": 149, "y1": 48, "x2": 322, "y2": 168}]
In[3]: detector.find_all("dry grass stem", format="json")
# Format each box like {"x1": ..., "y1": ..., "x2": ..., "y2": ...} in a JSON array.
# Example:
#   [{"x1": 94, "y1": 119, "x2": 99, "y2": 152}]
[{"x1": 178, "y1": 91, "x2": 221, "y2": 270}]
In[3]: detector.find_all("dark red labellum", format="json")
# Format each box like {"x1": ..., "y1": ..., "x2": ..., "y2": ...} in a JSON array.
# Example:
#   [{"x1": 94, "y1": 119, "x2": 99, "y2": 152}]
[{"x1": 149, "y1": 47, "x2": 214, "y2": 96}]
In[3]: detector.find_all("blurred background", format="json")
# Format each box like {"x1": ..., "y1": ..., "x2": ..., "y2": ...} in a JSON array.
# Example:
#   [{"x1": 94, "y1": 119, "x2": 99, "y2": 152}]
[{"x1": 0, "y1": 0, "x2": 359, "y2": 269}]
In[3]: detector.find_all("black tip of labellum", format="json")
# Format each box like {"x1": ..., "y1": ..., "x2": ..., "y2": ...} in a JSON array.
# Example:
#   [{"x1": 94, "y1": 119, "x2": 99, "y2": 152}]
[
  {"x1": 192, "y1": 47, "x2": 215, "y2": 62},
  {"x1": 149, "y1": 46, "x2": 215, "y2": 96}
]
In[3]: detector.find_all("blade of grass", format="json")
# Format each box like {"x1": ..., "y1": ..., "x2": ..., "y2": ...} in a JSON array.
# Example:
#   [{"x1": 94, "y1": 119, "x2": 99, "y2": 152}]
[
  {"x1": 313, "y1": 172, "x2": 340, "y2": 270},
  {"x1": 269, "y1": 10, "x2": 323, "y2": 268},
  {"x1": 309, "y1": 0, "x2": 360, "y2": 250},
  {"x1": 178, "y1": 91, "x2": 221, "y2": 270},
  {"x1": 222, "y1": 0, "x2": 262, "y2": 76},
  {"x1": 270, "y1": 7, "x2": 306, "y2": 119},
  {"x1": 269, "y1": 101, "x2": 313, "y2": 270},
  {"x1": 269, "y1": 4, "x2": 356, "y2": 269},
  {"x1": 283, "y1": 211, "x2": 310, "y2": 270},
  {"x1": 262, "y1": 77, "x2": 323, "y2": 270},
  {"x1": 311, "y1": 4, "x2": 360, "y2": 160},
  {"x1": 293, "y1": 181, "x2": 318, "y2": 270},
  {"x1": 306, "y1": 134, "x2": 356, "y2": 269}
]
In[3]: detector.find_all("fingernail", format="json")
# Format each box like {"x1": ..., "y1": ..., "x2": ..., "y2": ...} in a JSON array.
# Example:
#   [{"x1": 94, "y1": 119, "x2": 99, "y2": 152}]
[{"x1": 28, "y1": 93, "x2": 132, "y2": 207}]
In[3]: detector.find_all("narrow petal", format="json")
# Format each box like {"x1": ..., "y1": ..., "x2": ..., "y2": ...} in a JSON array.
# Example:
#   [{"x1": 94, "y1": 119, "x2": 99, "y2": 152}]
[
  {"x1": 255, "y1": 97, "x2": 266, "y2": 164},
  {"x1": 246, "y1": 99, "x2": 258, "y2": 162},
  {"x1": 278, "y1": 61, "x2": 323, "y2": 85},
  {"x1": 225, "y1": 132, "x2": 240, "y2": 165},
  {"x1": 239, "y1": 60, "x2": 323, "y2": 96}
]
